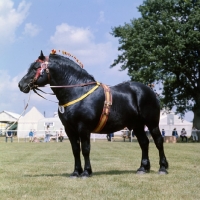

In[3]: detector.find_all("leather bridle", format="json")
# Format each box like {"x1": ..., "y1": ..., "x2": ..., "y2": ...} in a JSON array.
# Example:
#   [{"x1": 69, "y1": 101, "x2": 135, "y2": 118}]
[{"x1": 28, "y1": 57, "x2": 50, "y2": 90}]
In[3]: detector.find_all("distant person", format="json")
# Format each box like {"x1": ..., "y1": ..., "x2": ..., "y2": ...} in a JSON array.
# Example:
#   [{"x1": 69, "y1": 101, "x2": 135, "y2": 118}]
[
  {"x1": 44, "y1": 125, "x2": 51, "y2": 142},
  {"x1": 5, "y1": 130, "x2": 13, "y2": 142},
  {"x1": 29, "y1": 129, "x2": 34, "y2": 142},
  {"x1": 191, "y1": 127, "x2": 198, "y2": 142},
  {"x1": 32, "y1": 130, "x2": 39, "y2": 142},
  {"x1": 123, "y1": 127, "x2": 130, "y2": 137},
  {"x1": 180, "y1": 128, "x2": 187, "y2": 142},
  {"x1": 106, "y1": 134, "x2": 110, "y2": 141},
  {"x1": 107, "y1": 133, "x2": 114, "y2": 141},
  {"x1": 110, "y1": 132, "x2": 114, "y2": 140},
  {"x1": 58, "y1": 128, "x2": 64, "y2": 142},
  {"x1": 172, "y1": 128, "x2": 178, "y2": 139},
  {"x1": 132, "y1": 130, "x2": 134, "y2": 137},
  {"x1": 161, "y1": 129, "x2": 165, "y2": 137}
]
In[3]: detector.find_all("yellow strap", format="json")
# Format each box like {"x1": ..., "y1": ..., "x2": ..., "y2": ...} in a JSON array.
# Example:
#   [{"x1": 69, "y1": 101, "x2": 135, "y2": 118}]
[{"x1": 61, "y1": 82, "x2": 100, "y2": 107}]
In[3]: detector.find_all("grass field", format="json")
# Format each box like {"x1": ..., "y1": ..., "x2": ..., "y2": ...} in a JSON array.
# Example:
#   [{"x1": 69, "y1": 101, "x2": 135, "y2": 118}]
[{"x1": 0, "y1": 137, "x2": 200, "y2": 200}]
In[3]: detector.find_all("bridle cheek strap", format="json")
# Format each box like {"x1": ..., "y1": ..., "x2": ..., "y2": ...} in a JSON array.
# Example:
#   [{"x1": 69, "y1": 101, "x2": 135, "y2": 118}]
[
  {"x1": 34, "y1": 68, "x2": 42, "y2": 81},
  {"x1": 33, "y1": 62, "x2": 50, "y2": 83}
]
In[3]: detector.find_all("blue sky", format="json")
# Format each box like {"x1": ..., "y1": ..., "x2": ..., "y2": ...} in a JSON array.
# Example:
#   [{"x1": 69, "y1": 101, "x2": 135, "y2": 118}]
[{"x1": 0, "y1": 0, "x2": 193, "y2": 121}]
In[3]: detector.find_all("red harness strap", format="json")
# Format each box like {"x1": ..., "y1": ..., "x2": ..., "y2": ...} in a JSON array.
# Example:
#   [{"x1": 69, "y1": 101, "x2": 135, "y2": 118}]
[
  {"x1": 93, "y1": 84, "x2": 112, "y2": 133},
  {"x1": 33, "y1": 57, "x2": 50, "y2": 83}
]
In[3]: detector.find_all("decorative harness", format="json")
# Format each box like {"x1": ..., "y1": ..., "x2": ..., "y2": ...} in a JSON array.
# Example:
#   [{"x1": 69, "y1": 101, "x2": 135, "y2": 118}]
[
  {"x1": 31, "y1": 50, "x2": 112, "y2": 133},
  {"x1": 93, "y1": 84, "x2": 112, "y2": 133}
]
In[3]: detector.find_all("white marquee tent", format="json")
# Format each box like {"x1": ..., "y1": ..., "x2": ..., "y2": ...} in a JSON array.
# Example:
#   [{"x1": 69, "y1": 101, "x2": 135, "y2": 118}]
[
  {"x1": 37, "y1": 117, "x2": 66, "y2": 137},
  {"x1": 159, "y1": 111, "x2": 193, "y2": 137},
  {"x1": 0, "y1": 111, "x2": 21, "y2": 135},
  {"x1": 17, "y1": 107, "x2": 44, "y2": 138}
]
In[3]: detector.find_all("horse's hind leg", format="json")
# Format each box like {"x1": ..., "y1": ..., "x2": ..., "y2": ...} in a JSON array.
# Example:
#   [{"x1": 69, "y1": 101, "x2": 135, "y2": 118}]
[
  {"x1": 150, "y1": 126, "x2": 168, "y2": 174},
  {"x1": 133, "y1": 125, "x2": 151, "y2": 174}
]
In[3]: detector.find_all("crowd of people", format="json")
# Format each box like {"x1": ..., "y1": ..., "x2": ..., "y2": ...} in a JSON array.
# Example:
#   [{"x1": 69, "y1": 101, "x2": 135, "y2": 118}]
[
  {"x1": 4, "y1": 125, "x2": 199, "y2": 143},
  {"x1": 170, "y1": 127, "x2": 199, "y2": 142},
  {"x1": 107, "y1": 126, "x2": 199, "y2": 143},
  {"x1": 5, "y1": 125, "x2": 66, "y2": 143}
]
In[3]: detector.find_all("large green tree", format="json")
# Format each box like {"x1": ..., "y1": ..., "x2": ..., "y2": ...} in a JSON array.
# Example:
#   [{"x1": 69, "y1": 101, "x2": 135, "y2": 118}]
[{"x1": 111, "y1": 0, "x2": 200, "y2": 128}]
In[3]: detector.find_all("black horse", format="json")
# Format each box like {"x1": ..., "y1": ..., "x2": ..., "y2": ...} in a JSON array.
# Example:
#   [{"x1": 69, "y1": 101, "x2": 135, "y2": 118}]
[{"x1": 18, "y1": 51, "x2": 168, "y2": 177}]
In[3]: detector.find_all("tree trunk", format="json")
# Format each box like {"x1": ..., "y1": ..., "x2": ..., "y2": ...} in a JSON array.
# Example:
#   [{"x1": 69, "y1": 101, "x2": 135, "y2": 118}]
[
  {"x1": 193, "y1": 110, "x2": 200, "y2": 130},
  {"x1": 193, "y1": 96, "x2": 200, "y2": 130}
]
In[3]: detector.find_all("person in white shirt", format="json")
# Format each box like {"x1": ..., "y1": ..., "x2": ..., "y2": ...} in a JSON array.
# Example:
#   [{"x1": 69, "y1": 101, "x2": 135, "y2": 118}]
[
  {"x1": 44, "y1": 125, "x2": 51, "y2": 142},
  {"x1": 180, "y1": 128, "x2": 187, "y2": 142},
  {"x1": 191, "y1": 127, "x2": 198, "y2": 142}
]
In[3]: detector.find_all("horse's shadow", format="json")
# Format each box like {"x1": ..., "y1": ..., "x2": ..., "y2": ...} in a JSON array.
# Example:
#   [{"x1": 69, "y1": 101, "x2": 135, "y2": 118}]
[{"x1": 24, "y1": 170, "x2": 156, "y2": 177}]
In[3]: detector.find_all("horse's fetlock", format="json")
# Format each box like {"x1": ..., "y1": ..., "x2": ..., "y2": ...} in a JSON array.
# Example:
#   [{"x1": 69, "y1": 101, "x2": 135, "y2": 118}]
[
  {"x1": 141, "y1": 159, "x2": 150, "y2": 170},
  {"x1": 160, "y1": 158, "x2": 169, "y2": 169}
]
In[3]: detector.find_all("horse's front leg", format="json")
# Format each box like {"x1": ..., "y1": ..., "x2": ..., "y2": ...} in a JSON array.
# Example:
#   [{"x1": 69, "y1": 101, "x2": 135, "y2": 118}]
[
  {"x1": 80, "y1": 133, "x2": 92, "y2": 177},
  {"x1": 68, "y1": 135, "x2": 83, "y2": 178}
]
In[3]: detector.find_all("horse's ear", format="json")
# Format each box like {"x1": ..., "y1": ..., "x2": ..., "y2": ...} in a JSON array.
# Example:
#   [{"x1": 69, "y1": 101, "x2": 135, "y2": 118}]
[{"x1": 38, "y1": 50, "x2": 45, "y2": 61}]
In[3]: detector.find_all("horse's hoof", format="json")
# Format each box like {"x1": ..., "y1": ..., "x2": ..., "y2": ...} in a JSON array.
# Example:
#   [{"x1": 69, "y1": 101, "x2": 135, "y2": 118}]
[
  {"x1": 70, "y1": 171, "x2": 80, "y2": 178},
  {"x1": 80, "y1": 170, "x2": 92, "y2": 178},
  {"x1": 136, "y1": 167, "x2": 149, "y2": 174},
  {"x1": 136, "y1": 170, "x2": 146, "y2": 175},
  {"x1": 158, "y1": 170, "x2": 168, "y2": 175}
]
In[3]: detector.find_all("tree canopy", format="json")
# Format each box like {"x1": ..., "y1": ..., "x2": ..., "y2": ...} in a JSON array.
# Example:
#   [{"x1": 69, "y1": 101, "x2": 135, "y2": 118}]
[{"x1": 111, "y1": 0, "x2": 200, "y2": 128}]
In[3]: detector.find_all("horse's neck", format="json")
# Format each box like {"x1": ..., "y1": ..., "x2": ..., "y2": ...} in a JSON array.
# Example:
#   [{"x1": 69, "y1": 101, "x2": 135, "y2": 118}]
[
  {"x1": 50, "y1": 64, "x2": 94, "y2": 85},
  {"x1": 49, "y1": 64, "x2": 95, "y2": 104}
]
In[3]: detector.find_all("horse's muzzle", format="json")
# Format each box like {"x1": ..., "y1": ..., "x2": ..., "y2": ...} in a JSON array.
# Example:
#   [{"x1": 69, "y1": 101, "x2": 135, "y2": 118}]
[{"x1": 18, "y1": 82, "x2": 30, "y2": 93}]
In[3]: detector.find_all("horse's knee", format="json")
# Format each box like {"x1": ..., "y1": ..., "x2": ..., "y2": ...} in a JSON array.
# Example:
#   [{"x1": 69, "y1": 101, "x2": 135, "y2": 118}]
[
  {"x1": 81, "y1": 143, "x2": 91, "y2": 156},
  {"x1": 151, "y1": 126, "x2": 160, "y2": 135},
  {"x1": 151, "y1": 127, "x2": 164, "y2": 147},
  {"x1": 70, "y1": 142, "x2": 81, "y2": 157},
  {"x1": 138, "y1": 136, "x2": 149, "y2": 149}
]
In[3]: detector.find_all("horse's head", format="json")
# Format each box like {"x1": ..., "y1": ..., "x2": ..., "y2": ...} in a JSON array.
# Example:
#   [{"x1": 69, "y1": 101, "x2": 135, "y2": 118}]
[{"x1": 18, "y1": 51, "x2": 50, "y2": 93}]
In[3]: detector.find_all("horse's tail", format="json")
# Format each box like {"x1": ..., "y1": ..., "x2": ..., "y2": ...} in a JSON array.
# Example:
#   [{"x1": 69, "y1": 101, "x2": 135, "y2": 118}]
[{"x1": 131, "y1": 82, "x2": 160, "y2": 129}]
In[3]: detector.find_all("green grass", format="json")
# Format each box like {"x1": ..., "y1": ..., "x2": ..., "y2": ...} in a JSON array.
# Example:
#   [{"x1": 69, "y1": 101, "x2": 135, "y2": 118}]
[{"x1": 0, "y1": 137, "x2": 200, "y2": 200}]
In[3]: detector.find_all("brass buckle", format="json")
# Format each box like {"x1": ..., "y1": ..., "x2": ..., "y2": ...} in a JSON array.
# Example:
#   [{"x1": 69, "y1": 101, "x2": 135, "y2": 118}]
[{"x1": 104, "y1": 101, "x2": 112, "y2": 106}]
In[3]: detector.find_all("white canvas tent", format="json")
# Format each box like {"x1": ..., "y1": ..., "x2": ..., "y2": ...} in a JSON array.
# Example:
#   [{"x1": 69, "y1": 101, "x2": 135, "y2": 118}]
[
  {"x1": 159, "y1": 111, "x2": 193, "y2": 137},
  {"x1": 0, "y1": 111, "x2": 20, "y2": 122},
  {"x1": 37, "y1": 117, "x2": 66, "y2": 138},
  {"x1": 0, "y1": 111, "x2": 20, "y2": 135},
  {"x1": 17, "y1": 107, "x2": 44, "y2": 138}
]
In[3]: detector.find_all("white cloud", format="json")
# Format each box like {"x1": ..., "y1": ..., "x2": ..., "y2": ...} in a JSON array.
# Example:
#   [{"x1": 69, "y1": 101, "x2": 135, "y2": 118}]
[
  {"x1": 97, "y1": 11, "x2": 105, "y2": 24},
  {"x1": 49, "y1": 23, "x2": 130, "y2": 85},
  {"x1": 50, "y1": 23, "x2": 94, "y2": 49},
  {"x1": 0, "y1": 0, "x2": 31, "y2": 44},
  {"x1": 23, "y1": 23, "x2": 41, "y2": 37},
  {"x1": 0, "y1": 70, "x2": 24, "y2": 111},
  {"x1": 50, "y1": 23, "x2": 118, "y2": 67}
]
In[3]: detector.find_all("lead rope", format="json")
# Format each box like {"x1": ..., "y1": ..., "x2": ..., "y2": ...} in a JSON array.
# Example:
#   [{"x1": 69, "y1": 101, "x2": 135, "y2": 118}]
[{"x1": 5, "y1": 91, "x2": 32, "y2": 142}]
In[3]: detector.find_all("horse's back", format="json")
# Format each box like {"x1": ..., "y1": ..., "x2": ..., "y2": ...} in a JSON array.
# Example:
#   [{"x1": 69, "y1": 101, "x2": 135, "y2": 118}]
[{"x1": 108, "y1": 81, "x2": 160, "y2": 130}]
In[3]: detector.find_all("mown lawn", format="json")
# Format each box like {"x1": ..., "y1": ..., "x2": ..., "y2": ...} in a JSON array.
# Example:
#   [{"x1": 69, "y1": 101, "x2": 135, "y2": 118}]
[{"x1": 0, "y1": 137, "x2": 200, "y2": 200}]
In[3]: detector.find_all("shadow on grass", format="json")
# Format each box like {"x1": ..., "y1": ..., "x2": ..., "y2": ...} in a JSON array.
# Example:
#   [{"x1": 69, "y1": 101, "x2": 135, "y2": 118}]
[
  {"x1": 24, "y1": 169, "x2": 157, "y2": 177},
  {"x1": 24, "y1": 173, "x2": 70, "y2": 177},
  {"x1": 94, "y1": 169, "x2": 157, "y2": 176}
]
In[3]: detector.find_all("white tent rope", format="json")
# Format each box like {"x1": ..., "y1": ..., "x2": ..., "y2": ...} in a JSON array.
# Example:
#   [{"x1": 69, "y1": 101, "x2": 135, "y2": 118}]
[{"x1": 5, "y1": 91, "x2": 32, "y2": 132}]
